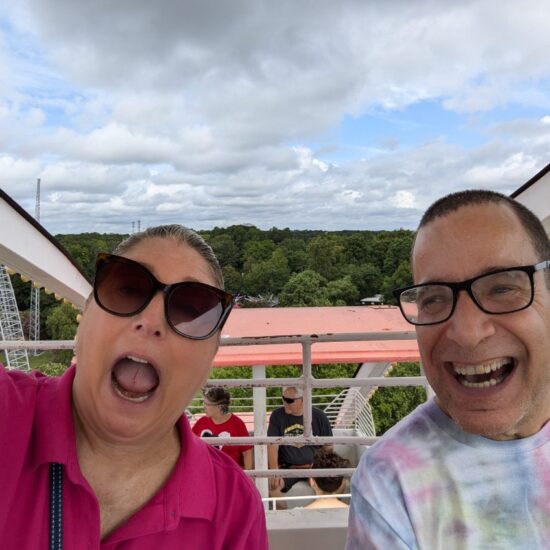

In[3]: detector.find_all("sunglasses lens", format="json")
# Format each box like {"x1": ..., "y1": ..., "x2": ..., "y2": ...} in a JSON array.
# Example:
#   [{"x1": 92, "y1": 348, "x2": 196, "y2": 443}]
[
  {"x1": 95, "y1": 259, "x2": 153, "y2": 315},
  {"x1": 168, "y1": 284, "x2": 225, "y2": 338},
  {"x1": 282, "y1": 396, "x2": 295, "y2": 404}
]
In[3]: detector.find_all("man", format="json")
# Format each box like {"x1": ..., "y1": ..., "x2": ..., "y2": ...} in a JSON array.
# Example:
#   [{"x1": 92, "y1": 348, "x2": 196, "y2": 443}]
[
  {"x1": 267, "y1": 386, "x2": 333, "y2": 495},
  {"x1": 346, "y1": 190, "x2": 550, "y2": 549}
]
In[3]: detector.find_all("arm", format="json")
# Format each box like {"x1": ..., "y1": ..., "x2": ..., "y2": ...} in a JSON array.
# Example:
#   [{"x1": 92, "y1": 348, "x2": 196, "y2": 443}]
[
  {"x1": 242, "y1": 448, "x2": 253, "y2": 470},
  {"x1": 267, "y1": 444, "x2": 279, "y2": 469},
  {"x1": 267, "y1": 444, "x2": 283, "y2": 491}
]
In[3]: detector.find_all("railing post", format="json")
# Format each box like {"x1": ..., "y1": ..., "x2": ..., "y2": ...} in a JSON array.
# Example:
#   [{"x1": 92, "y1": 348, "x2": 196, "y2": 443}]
[
  {"x1": 302, "y1": 342, "x2": 312, "y2": 437},
  {"x1": 252, "y1": 364, "x2": 269, "y2": 499}
]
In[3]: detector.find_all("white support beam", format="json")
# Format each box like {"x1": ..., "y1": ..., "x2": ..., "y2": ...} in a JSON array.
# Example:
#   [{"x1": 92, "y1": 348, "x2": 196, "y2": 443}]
[
  {"x1": 0, "y1": 191, "x2": 91, "y2": 308},
  {"x1": 253, "y1": 364, "x2": 269, "y2": 498}
]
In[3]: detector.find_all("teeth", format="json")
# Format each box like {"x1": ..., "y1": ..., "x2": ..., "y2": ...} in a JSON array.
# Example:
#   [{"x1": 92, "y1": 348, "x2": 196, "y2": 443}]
[
  {"x1": 112, "y1": 378, "x2": 153, "y2": 403},
  {"x1": 461, "y1": 375, "x2": 504, "y2": 389},
  {"x1": 127, "y1": 355, "x2": 148, "y2": 364},
  {"x1": 453, "y1": 358, "x2": 509, "y2": 376}
]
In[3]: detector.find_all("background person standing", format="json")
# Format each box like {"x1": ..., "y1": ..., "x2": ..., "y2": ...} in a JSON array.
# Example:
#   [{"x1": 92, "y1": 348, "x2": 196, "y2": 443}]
[{"x1": 193, "y1": 387, "x2": 253, "y2": 469}]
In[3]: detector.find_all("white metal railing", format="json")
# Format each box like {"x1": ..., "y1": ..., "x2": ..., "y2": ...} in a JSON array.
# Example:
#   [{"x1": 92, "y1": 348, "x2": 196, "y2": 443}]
[
  {"x1": 263, "y1": 492, "x2": 351, "y2": 511},
  {"x1": 1, "y1": 331, "x2": 427, "y2": 485},
  {"x1": 188, "y1": 390, "x2": 375, "y2": 434}
]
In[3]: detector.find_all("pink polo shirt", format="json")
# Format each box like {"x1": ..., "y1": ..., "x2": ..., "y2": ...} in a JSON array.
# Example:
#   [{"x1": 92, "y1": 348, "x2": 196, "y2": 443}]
[{"x1": 0, "y1": 365, "x2": 267, "y2": 549}]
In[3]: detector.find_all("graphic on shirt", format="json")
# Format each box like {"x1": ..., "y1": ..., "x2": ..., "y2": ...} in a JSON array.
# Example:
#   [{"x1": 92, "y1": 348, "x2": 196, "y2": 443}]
[
  {"x1": 199, "y1": 429, "x2": 231, "y2": 450},
  {"x1": 283, "y1": 423, "x2": 305, "y2": 447}
]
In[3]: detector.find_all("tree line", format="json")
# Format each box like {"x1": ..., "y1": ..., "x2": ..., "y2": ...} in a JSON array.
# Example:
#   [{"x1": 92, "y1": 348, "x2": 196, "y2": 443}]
[{"x1": 6, "y1": 225, "x2": 421, "y2": 434}]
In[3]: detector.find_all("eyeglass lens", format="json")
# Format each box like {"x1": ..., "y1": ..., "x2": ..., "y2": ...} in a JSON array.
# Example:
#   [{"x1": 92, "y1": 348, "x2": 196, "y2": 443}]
[
  {"x1": 400, "y1": 269, "x2": 533, "y2": 325},
  {"x1": 95, "y1": 256, "x2": 228, "y2": 338},
  {"x1": 282, "y1": 396, "x2": 296, "y2": 404},
  {"x1": 168, "y1": 286, "x2": 224, "y2": 338}
]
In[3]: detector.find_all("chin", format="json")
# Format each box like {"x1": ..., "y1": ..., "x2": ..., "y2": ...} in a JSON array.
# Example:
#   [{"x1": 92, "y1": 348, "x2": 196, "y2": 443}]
[{"x1": 452, "y1": 411, "x2": 520, "y2": 440}]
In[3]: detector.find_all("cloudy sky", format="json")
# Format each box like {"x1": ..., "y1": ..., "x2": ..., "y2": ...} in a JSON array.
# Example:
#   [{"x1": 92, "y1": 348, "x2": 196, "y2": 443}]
[{"x1": 1, "y1": 0, "x2": 550, "y2": 235}]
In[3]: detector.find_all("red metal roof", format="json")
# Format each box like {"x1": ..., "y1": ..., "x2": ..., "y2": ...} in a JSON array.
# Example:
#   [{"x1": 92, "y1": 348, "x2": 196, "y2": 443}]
[{"x1": 214, "y1": 305, "x2": 420, "y2": 366}]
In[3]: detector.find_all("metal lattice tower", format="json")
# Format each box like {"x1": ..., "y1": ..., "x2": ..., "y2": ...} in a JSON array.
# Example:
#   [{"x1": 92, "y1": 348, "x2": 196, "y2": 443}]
[
  {"x1": 0, "y1": 265, "x2": 30, "y2": 370},
  {"x1": 28, "y1": 178, "x2": 41, "y2": 355}
]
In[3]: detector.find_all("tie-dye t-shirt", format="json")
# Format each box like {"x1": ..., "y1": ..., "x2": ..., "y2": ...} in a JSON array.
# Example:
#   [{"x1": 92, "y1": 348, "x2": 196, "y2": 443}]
[{"x1": 346, "y1": 399, "x2": 550, "y2": 550}]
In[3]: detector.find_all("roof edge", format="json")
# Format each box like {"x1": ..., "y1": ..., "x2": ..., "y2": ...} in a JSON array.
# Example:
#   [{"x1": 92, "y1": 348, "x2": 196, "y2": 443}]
[
  {"x1": 0, "y1": 187, "x2": 91, "y2": 284},
  {"x1": 510, "y1": 162, "x2": 550, "y2": 198}
]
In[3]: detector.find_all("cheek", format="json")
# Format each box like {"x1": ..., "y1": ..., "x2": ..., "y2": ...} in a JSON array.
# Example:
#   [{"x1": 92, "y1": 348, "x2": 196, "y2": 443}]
[{"x1": 416, "y1": 327, "x2": 438, "y2": 358}]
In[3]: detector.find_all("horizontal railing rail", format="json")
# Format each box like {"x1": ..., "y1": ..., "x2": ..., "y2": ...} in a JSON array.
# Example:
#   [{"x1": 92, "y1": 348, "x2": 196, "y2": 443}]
[{"x1": 1, "y1": 331, "x2": 428, "y2": 490}]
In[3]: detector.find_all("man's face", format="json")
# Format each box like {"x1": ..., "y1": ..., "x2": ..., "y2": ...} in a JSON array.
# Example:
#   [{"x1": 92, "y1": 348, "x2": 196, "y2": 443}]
[
  {"x1": 282, "y1": 388, "x2": 304, "y2": 416},
  {"x1": 413, "y1": 202, "x2": 550, "y2": 440}
]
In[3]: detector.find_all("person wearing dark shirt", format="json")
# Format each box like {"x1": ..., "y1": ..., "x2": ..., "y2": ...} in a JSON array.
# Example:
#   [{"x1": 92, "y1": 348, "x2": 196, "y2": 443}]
[{"x1": 267, "y1": 386, "x2": 332, "y2": 495}]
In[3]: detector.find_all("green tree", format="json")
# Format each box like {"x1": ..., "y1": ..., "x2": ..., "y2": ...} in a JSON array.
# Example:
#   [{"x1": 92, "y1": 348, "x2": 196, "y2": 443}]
[
  {"x1": 222, "y1": 266, "x2": 242, "y2": 295},
  {"x1": 242, "y1": 239, "x2": 276, "y2": 267},
  {"x1": 279, "y1": 238, "x2": 308, "y2": 273},
  {"x1": 381, "y1": 260, "x2": 413, "y2": 303},
  {"x1": 343, "y1": 233, "x2": 372, "y2": 264},
  {"x1": 326, "y1": 276, "x2": 360, "y2": 306},
  {"x1": 208, "y1": 234, "x2": 240, "y2": 268},
  {"x1": 241, "y1": 249, "x2": 290, "y2": 296},
  {"x1": 45, "y1": 302, "x2": 79, "y2": 363},
  {"x1": 346, "y1": 263, "x2": 383, "y2": 299},
  {"x1": 279, "y1": 270, "x2": 331, "y2": 306},
  {"x1": 370, "y1": 363, "x2": 427, "y2": 435},
  {"x1": 307, "y1": 235, "x2": 345, "y2": 281}
]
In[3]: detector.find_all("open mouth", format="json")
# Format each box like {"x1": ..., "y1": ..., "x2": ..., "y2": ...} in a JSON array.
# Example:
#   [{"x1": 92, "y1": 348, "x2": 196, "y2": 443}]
[
  {"x1": 111, "y1": 355, "x2": 160, "y2": 403},
  {"x1": 450, "y1": 358, "x2": 515, "y2": 389}
]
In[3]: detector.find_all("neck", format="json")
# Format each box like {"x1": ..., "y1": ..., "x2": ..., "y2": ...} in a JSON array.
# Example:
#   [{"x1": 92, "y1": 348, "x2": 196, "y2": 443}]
[
  {"x1": 74, "y1": 412, "x2": 181, "y2": 474},
  {"x1": 305, "y1": 497, "x2": 348, "y2": 509},
  {"x1": 210, "y1": 412, "x2": 231, "y2": 424}
]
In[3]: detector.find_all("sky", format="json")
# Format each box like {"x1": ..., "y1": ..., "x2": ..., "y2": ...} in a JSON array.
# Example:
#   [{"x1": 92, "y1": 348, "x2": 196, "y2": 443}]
[{"x1": 1, "y1": 0, "x2": 550, "y2": 235}]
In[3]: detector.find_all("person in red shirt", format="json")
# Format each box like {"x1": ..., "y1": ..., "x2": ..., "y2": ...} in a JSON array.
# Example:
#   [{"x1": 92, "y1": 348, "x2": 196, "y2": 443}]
[{"x1": 193, "y1": 387, "x2": 253, "y2": 469}]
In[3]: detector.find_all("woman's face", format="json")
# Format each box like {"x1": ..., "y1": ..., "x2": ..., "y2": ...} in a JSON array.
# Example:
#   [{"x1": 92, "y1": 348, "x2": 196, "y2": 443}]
[{"x1": 73, "y1": 237, "x2": 220, "y2": 445}]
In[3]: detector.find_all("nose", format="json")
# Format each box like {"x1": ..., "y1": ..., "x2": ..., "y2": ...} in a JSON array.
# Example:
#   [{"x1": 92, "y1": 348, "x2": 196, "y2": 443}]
[
  {"x1": 131, "y1": 291, "x2": 167, "y2": 338},
  {"x1": 444, "y1": 290, "x2": 496, "y2": 349}
]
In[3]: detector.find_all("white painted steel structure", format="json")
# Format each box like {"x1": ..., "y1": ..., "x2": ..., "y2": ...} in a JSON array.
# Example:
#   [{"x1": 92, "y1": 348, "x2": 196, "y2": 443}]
[
  {"x1": 512, "y1": 163, "x2": 550, "y2": 235},
  {"x1": 0, "y1": 266, "x2": 29, "y2": 370},
  {"x1": 0, "y1": 189, "x2": 91, "y2": 308}
]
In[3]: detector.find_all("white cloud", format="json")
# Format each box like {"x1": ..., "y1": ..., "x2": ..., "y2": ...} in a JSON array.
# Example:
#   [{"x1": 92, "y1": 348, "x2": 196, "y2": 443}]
[{"x1": 0, "y1": 1, "x2": 550, "y2": 234}]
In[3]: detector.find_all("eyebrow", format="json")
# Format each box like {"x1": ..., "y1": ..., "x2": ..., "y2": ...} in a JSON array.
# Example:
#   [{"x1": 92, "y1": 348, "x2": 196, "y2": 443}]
[
  {"x1": 418, "y1": 263, "x2": 531, "y2": 285},
  {"x1": 138, "y1": 259, "x2": 206, "y2": 285}
]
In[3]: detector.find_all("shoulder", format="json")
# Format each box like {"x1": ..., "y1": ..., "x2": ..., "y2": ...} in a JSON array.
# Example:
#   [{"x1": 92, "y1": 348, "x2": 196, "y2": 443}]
[
  {"x1": 192, "y1": 415, "x2": 209, "y2": 431},
  {"x1": 0, "y1": 365, "x2": 54, "y2": 412},
  {"x1": 312, "y1": 406, "x2": 329, "y2": 419},
  {"x1": 205, "y1": 444, "x2": 262, "y2": 508},
  {"x1": 353, "y1": 401, "x2": 440, "y2": 484},
  {"x1": 228, "y1": 413, "x2": 248, "y2": 429},
  {"x1": 268, "y1": 406, "x2": 285, "y2": 421}
]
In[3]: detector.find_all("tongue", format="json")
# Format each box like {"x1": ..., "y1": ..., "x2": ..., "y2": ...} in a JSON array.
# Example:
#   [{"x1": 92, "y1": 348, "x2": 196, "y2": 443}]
[{"x1": 112, "y1": 358, "x2": 159, "y2": 394}]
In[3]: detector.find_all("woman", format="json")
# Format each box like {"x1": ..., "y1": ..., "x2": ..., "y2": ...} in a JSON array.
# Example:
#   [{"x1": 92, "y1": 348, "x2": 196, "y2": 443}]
[
  {"x1": 193, "y1": 387, "x2": 254, "y2": 469},
  {"x1": 0, "y1": 225, "x2": 267, "y2": 549},
  {"x1": 304, "y1": 449, "x2": 350, "y2": 509}
]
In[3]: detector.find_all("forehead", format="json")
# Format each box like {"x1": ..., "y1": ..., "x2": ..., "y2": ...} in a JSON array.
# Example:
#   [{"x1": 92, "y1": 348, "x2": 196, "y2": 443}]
[
  {"x1": 283, "y1": 388, "x2": 299, "y2": 397},
  {"x1": 122, "y1": 237, "x2": 216, "y2": 286},
  {"x1": 413, "y1": 203, "x2": 537, "y2": 283}
]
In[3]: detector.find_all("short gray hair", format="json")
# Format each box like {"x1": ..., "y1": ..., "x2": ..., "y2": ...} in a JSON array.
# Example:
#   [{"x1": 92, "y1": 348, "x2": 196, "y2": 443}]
[
  {"x1": 114, "y1": 224, "x2": 224, "y2": 288},
  {"x1": 282, "y1": 386, "x2": 303, "y2": 398}
]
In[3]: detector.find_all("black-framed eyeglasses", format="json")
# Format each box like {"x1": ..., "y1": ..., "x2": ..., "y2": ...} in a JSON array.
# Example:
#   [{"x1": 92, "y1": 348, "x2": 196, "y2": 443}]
[
  {"x1": 393, "y1": 261, "x2": 550, "y2": 326},
  {"x1": 282, "y1": 395, "x2": 303, "y2": 404},
  {"x1": 94, "y1": 253, "x2": 234, "y2": 340}
]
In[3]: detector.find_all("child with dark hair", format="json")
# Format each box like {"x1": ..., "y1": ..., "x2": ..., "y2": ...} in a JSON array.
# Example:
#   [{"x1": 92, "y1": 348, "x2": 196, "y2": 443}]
[{"x1": 304, "y1": 449, "x2": 350, "y2": 509}]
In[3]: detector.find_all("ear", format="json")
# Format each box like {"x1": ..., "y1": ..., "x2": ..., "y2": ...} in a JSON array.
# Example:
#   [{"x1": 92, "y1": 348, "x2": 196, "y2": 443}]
[{"x1": 309, "y1": 478, "x2": 316, "y2": 489}]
